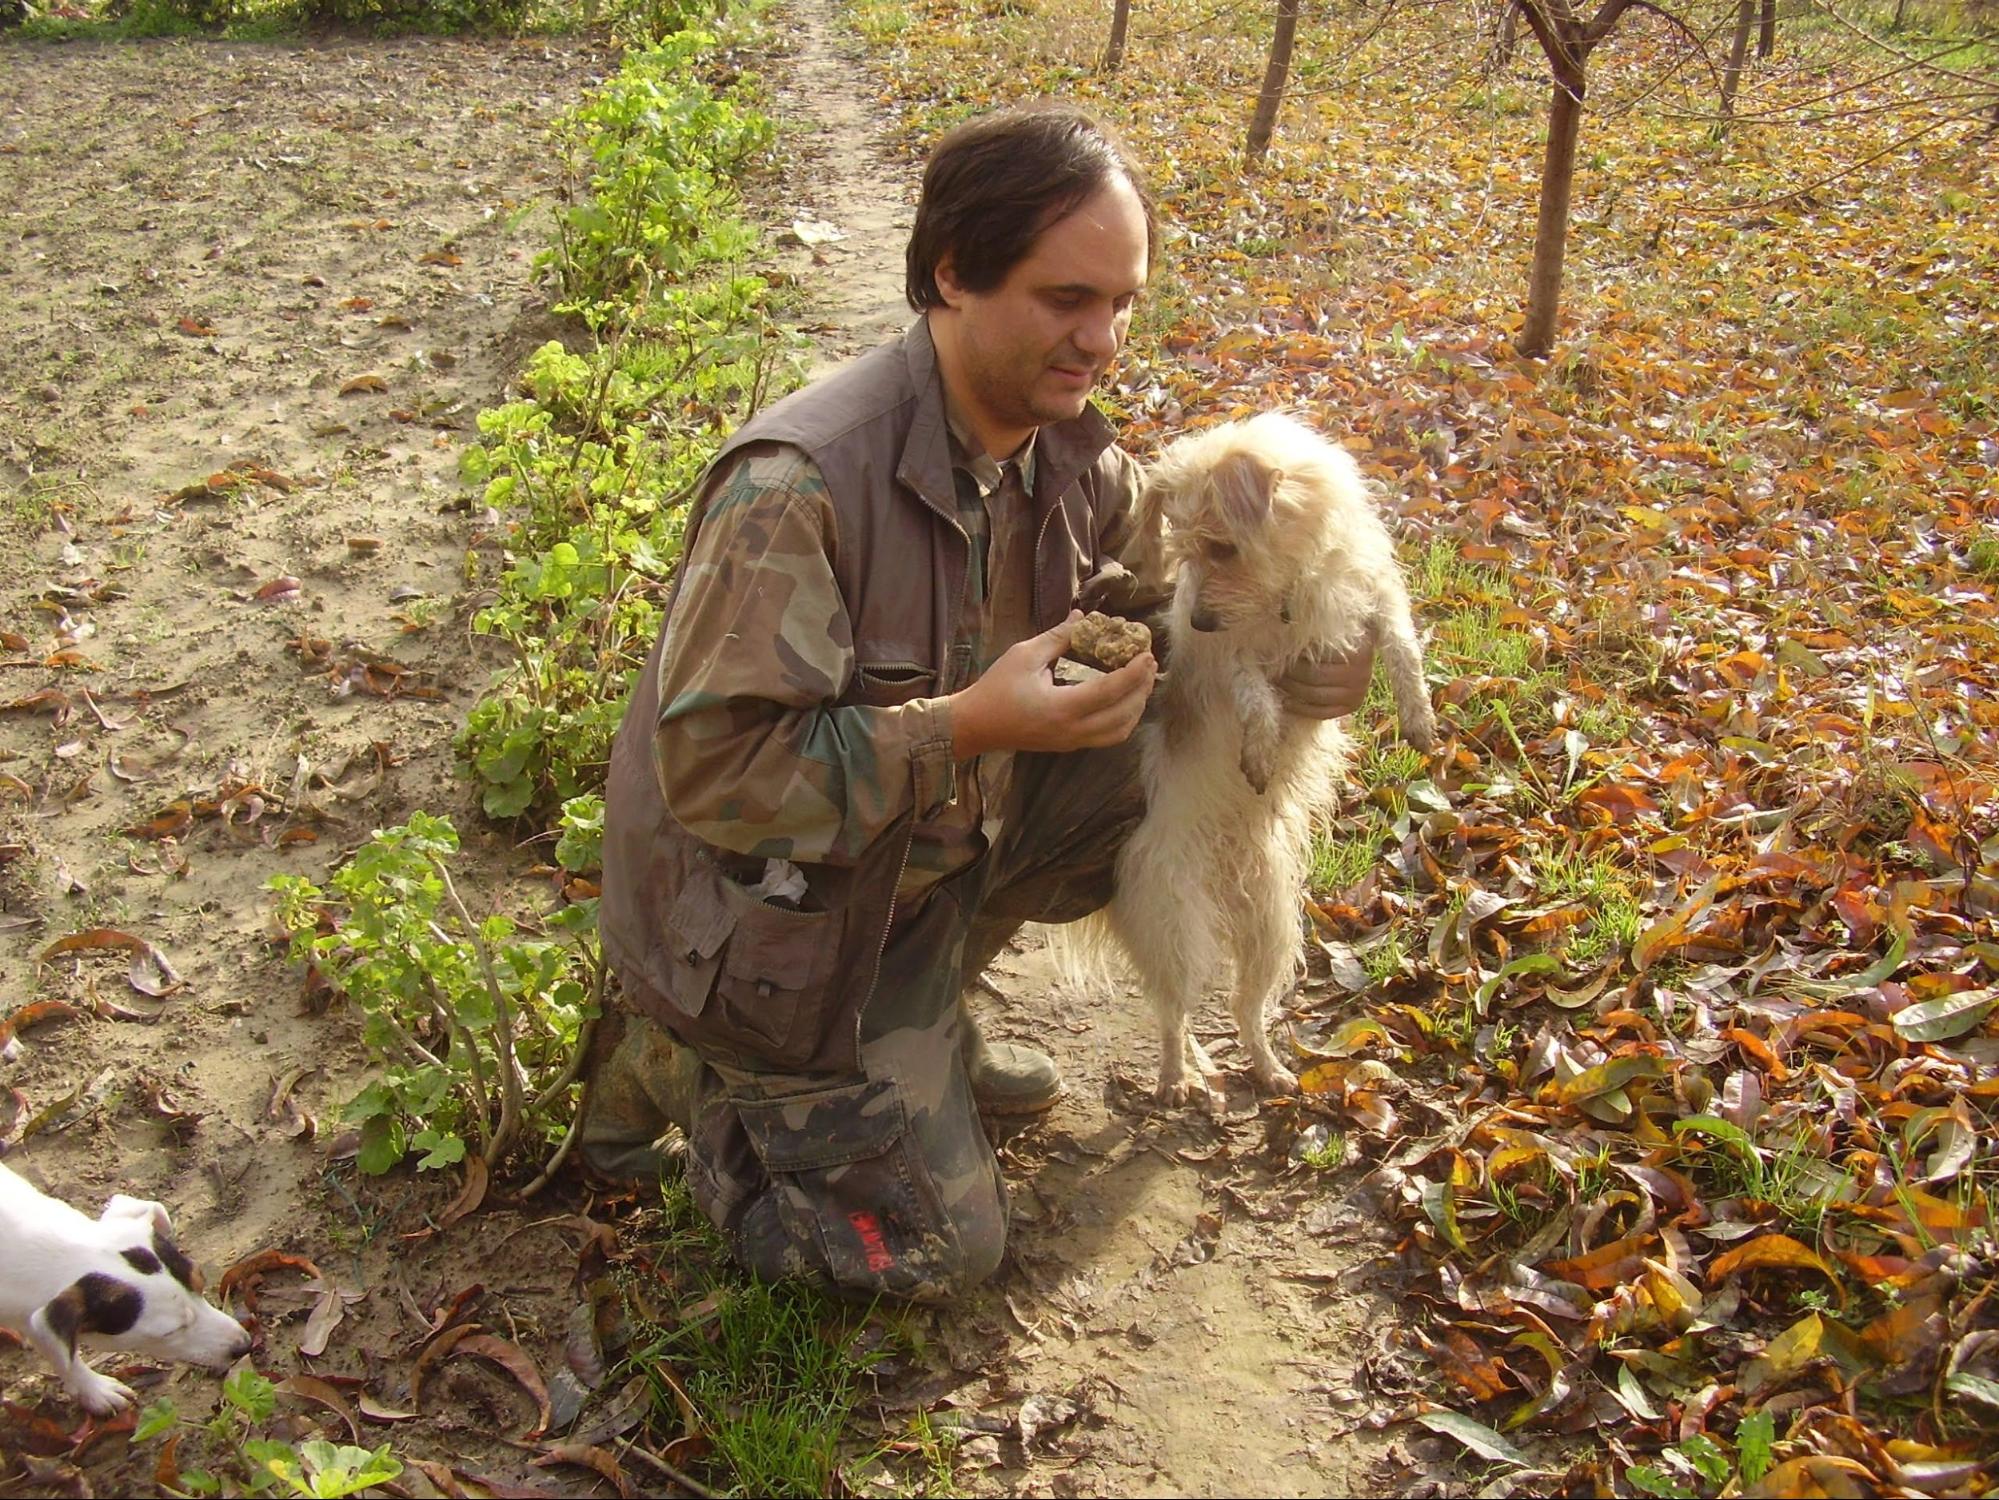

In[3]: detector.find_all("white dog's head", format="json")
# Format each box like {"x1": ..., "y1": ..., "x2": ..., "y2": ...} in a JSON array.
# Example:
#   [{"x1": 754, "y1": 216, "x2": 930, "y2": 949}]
[
  {"x1": 1140, "y1": 411, "x2": 1386, "y2": 635},
  {"x1": 52, "y1": 1194, "x2": 253, "y2": 1370}
]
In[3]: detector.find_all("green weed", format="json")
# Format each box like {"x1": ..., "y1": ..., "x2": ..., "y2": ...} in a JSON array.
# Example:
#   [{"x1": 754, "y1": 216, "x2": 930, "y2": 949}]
[
  {"x1": 267, "y1": 808, "x2": 605, "y2": 1180},
  {"x1": 1530, "y1": 845, "x2": 1642, "y2": 967},
  {"x1": 1626, "y1": 1409, "x2": 1774, "y2": 1498},
  {"x1": 541, "y1": 32, "x2": 775, "y2": 310},
  {"x1": 137, "y1": 1371, "x2": 404, "y2": 1498},
  {"x1": 624, "y1": 1178, "x2": 913, "y2": 1496},
  {"x1": 1308, "y1": 827, "x2": 1379, "y2": 892}
]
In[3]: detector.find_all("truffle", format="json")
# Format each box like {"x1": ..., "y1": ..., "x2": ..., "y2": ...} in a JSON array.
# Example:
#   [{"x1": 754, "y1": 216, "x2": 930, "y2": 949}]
[{"x1": 1068, "y1": 611, "x2": 1152, "y2": 671}]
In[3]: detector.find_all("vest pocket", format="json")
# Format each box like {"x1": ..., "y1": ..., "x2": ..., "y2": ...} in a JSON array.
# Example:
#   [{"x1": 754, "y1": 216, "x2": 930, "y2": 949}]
[
  {"x1": 658, "y1": 855, "x2": 852, "y2": 1072},
  {"x1": 852, "y1": 663, "x2": 935, "y2": 707}
]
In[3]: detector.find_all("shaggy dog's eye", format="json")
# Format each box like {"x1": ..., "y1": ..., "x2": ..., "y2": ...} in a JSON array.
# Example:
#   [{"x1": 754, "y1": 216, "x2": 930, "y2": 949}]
[{"x1": 1206, "y1": 541, "x2": 1238, "y2": 562}]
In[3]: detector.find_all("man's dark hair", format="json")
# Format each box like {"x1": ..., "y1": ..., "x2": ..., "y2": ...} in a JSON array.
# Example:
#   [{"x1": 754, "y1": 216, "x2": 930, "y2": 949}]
[{"x1": 905, "y1": 103, "x2": 1160, "y2": 312}]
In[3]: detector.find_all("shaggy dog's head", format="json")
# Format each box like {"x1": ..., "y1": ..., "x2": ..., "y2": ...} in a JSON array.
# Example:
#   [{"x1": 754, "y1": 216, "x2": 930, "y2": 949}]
[{"x1": 1140, "y1": 412, "x2": 1377, "y2": 634}]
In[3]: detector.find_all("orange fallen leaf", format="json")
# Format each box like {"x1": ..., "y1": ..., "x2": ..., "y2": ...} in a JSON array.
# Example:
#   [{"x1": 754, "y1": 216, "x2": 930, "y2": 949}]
[
  {"x1": 217, "y1": 1248, "x2": 323, "y2": 1309},
  {"x1": 277, "y1": 1374, "x2": 360, "y2": 1443},
  {"x1": 436, "y1": 1154, "x2": 488, "y2": 1230},
  {"x1": 124, "y1": 800, "x2": 194, "y2": 840},
  {"x1": 177, "y1": 316, "x2": 215, "y2": 336},
  {"x1": 339, "y1": 373, "x2": 389, "y2": 395},
  {"x1": 1707, "y1": 1233, "x2": 1845, "y2": 1297},
  {"x1": 0, "y1": 1001, "x2": 84, "y2": 1051}
]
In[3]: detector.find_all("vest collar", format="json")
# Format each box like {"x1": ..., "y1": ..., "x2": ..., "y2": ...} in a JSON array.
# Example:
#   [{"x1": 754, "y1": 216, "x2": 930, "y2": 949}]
[{"x1": 896, "y1": 316, "x2": 1118, "y2": 526}]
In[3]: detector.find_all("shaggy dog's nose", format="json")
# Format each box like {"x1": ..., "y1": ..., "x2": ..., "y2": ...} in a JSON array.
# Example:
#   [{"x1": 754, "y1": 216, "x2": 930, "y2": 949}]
[{"x1": 1189, "y1": 607, "x2": 1220, "y2": 632}]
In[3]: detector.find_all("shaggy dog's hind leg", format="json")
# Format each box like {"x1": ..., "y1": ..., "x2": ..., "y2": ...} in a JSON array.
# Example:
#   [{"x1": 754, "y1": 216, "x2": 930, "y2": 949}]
[
  {"x1": 1229, "y1": 888, "x2": 1303, "y2": 1097},
  {"x1": 1110, "y1": 873, "x2": 1228, "y2": 1113}
]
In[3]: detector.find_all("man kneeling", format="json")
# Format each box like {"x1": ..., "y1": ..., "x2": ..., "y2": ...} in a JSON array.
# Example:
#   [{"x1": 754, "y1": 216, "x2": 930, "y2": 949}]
[{"x1": 583, "y1": 103, "x2": 1370, "y2": 1302}]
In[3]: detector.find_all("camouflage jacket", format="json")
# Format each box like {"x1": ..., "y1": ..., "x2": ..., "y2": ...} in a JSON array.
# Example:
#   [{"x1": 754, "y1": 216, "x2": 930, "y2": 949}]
[{"x1": 599, "y1": 318, "x2": 1149, "y2": 1072}]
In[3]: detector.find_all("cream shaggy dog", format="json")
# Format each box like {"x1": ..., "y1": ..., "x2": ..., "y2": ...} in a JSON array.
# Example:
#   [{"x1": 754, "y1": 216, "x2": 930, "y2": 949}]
[{"x1": 1098, "y1": 412, "x2": 1436, "y2": 1109}]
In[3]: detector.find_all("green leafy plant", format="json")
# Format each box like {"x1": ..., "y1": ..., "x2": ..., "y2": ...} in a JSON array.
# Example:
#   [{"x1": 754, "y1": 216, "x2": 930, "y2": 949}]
[
  {"x1": 268, "y1": 812, "x2": 604, "y2": 1180},
  {"x1": 1625, "y1": 1409, "x2": 1775, "y2": 1498},
  {"x1": 541, "y1": 32, "x2": 775, "y2": 308},
  {"x1": 136, "y1": 1371, "x2": 402, "y2": 1498}
]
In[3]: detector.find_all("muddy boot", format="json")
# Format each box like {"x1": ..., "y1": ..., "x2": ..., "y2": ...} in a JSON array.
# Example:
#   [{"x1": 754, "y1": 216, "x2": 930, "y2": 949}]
[
  {"x1": 960, "y1": 998, "x2": 1062, "y2": 1116},
  {"x1": 576, "y1": 1009, "x2": 708, "y2": 1187}
]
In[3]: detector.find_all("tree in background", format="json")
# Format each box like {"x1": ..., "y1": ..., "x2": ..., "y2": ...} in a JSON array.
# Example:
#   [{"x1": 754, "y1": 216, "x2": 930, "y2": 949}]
[
  {"x1": 1246, "y1": 0, "x2": 1302, "y2": 163},
  {"x1": 1104, "y1": 0, "x2": 1131, "y2": 70}
]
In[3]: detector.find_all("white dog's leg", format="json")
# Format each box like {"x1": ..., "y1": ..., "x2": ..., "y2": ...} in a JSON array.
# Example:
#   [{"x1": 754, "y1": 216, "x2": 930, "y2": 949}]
[
  {"x1": 27, "y1": 1295, "x2": 136, "y2": 1416},
  {"x1": 1373, "y1": 580, "x2": 1437, "y2": 751},
  {"x1": 1231, "y1": 666, "x2": 1285, "y2": 794},
  {"x1": 1110, "y1": 841, "x2": 1228, "y2": 1113},
  {"x1": 1229, "y1": 897, "x2": 1303, "y2": 1098}
]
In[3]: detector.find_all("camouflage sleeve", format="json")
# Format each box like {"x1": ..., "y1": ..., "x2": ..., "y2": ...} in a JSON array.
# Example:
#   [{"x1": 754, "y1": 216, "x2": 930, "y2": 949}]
[
  {"x1": 652, "y1": 445, "x2": 958, "y2": 867},
  {"x1": 1082, "y1": 443, "x2": 1171, "y2": 616}
]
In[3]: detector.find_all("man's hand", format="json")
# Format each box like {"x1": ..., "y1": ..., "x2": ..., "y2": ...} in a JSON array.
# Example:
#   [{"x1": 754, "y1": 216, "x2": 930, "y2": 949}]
[
  {"x1": 1276, "y1": 628, "x2": 1376, "y2": 720},
  {"x1": 951, "y1": 612, "x2": 1157, "y2": 760}
]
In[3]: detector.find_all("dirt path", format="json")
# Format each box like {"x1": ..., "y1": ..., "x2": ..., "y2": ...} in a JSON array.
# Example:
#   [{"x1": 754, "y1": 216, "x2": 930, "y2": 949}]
[
  {"x1": 0, "y1": 27, "x2": 616, "y2": 1491},
  {"x1": 0, "y1": 12, "x2": 1414, "y2": 1496},
  {"x1": 758, "y1": 5, "x2": 1414, "y2": 1492}
]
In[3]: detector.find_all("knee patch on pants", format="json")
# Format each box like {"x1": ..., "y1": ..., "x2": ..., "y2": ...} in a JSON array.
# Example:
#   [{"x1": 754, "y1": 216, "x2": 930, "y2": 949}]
[{"x1": 729, "y1": 1076, "x2": 1005, "y2": 1302}]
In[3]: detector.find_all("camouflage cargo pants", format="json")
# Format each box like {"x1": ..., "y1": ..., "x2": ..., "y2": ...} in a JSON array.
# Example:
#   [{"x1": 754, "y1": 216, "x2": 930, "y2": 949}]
[{"x1": 676, "y1": 738, "x2": 1144, "y2": 1303}]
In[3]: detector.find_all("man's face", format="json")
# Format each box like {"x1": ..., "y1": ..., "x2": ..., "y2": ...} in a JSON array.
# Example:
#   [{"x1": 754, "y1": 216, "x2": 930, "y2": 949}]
[{"x1": 934, "y1": 177, "x2": 1150, "y2": 454}]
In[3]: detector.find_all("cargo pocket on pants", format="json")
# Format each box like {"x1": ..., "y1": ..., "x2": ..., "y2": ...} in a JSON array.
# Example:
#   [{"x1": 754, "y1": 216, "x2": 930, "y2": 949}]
[
  {"x1": 656, "y1": 855, "x2": 854, "y2": 1073},
  {"x1": 733, "y1": 1077, "x2": 961, "y2": 1300}
]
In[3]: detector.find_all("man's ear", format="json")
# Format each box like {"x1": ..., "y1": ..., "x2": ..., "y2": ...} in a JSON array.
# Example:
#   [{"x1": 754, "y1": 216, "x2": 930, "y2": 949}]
[
  {"x1": 932, "y1": 254, "x2": 967, "y2": 308},
  {"x1": 1209, "y1": 451, "x2": 1280, "y2": 527}
]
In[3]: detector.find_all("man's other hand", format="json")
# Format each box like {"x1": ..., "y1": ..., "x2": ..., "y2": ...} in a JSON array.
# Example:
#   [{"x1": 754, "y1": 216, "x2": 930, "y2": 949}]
[
  {"x1": 1276, "y1": 628, "x2": 1375, "y2": 720},
  {"x1": 951, "y1": 612, "x2": 1156, "y2": 760}
]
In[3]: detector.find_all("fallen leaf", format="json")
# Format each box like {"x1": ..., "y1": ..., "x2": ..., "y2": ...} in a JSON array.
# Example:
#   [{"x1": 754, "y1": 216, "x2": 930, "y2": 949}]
[
  {"x1": 531, "y1": 1444, "x2": 633, "y2": 1499},
  {"x1": 217, "y1": 1248, "x2": 323, "y2": 1310},
  {"x1": 451, "y1": 1334, "x2": 553, "y2": 1438},
  {"x1": 1413, "y1": 1406, "x2": 1531, "y2": 1467},
  {"x1": 278, "y1": 1374, "x2": 361, "y2": 1442}
]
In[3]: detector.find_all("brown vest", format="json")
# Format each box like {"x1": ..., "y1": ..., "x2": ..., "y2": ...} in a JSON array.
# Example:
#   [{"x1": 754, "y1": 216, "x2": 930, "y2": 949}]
[{"x1": 598, "y1": 320, "x2": 1130, "y2": 1072}]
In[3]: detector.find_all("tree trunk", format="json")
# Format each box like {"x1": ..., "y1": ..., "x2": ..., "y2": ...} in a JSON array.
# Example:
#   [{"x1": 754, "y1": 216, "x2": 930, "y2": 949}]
[
  {"x1": 1245, "y1": 0, "x2": 1301, "y2": 165},
  {"x1": 1103, "y1": 0, "x2": 1132, "y2": 72},
  {"x1": 1757, "y1": 0, "x2": 1776, "y2": 58},
  {"x1": 1719, "y1": 0, "x2": 1755, "y2": 126},
  {"x1": 1496, "y1": 0, "x2": 1521, "y2": 66},
  {"x1": 1521, "y1": 72, "x2": 1585, "y2": 358}
]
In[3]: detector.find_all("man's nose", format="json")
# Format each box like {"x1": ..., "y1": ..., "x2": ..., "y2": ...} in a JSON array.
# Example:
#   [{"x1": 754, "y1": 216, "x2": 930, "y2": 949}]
[{"x1": 1072, "y1": 306, "x2": 1120, "y2": 361}]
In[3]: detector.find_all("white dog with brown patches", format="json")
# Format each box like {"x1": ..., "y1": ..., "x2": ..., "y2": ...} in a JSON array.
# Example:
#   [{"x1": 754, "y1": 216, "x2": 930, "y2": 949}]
[
  {"x1": 0, "y1": 1160, "x2": 252, "y2": 1414},
  {"x1": 1100, "y1": 412, "x2": 1436, "y2": 1109}
]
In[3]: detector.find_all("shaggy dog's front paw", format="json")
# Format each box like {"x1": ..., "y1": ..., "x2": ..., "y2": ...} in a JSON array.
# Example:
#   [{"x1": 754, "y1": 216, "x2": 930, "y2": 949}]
[{"x1": 1238, "y1": 742, "x2": 1275, "y2": 794}]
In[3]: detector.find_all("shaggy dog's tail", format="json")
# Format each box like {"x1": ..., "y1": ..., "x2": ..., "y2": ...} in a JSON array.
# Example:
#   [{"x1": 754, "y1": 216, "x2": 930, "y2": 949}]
[{"x1": 1038, "y1": 913, "x2": 1129, "y2": 996}]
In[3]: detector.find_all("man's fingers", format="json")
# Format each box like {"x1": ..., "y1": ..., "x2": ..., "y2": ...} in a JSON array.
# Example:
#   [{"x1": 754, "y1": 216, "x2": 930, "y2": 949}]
[{"x1": 1025, "y1": 611, "x2": 1084, "y2": 670}]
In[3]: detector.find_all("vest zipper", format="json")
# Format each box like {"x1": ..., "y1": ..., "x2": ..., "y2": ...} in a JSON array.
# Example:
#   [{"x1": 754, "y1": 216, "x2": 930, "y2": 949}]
[
  {"x1": 856, "y1": 823, "x2": 918, "y2": 1064},
  {"x1": 1031, "y1": 496, "x2": 1061, "y2": 628}
]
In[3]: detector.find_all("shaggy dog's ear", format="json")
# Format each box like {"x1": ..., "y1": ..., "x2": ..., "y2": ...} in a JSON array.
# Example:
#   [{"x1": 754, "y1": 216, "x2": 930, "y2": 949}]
[{"x1": 1210, "y1": 450, "x2": 1282, "y2": 527}]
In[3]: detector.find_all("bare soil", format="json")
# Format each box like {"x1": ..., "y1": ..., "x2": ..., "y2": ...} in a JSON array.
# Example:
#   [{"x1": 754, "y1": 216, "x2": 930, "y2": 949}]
[{"x1": 0, "y1": 8, "x2": 1427, "y2": 1496}]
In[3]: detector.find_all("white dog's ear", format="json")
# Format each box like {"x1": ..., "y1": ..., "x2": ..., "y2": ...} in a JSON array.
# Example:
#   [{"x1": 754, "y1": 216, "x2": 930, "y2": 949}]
[
  {"x1": 103, "y1": 1194, "x2": 175, "y2": 1240},
  {"x1": 1210, "y1": 451, "x2": 1281, "y2": 526}
]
